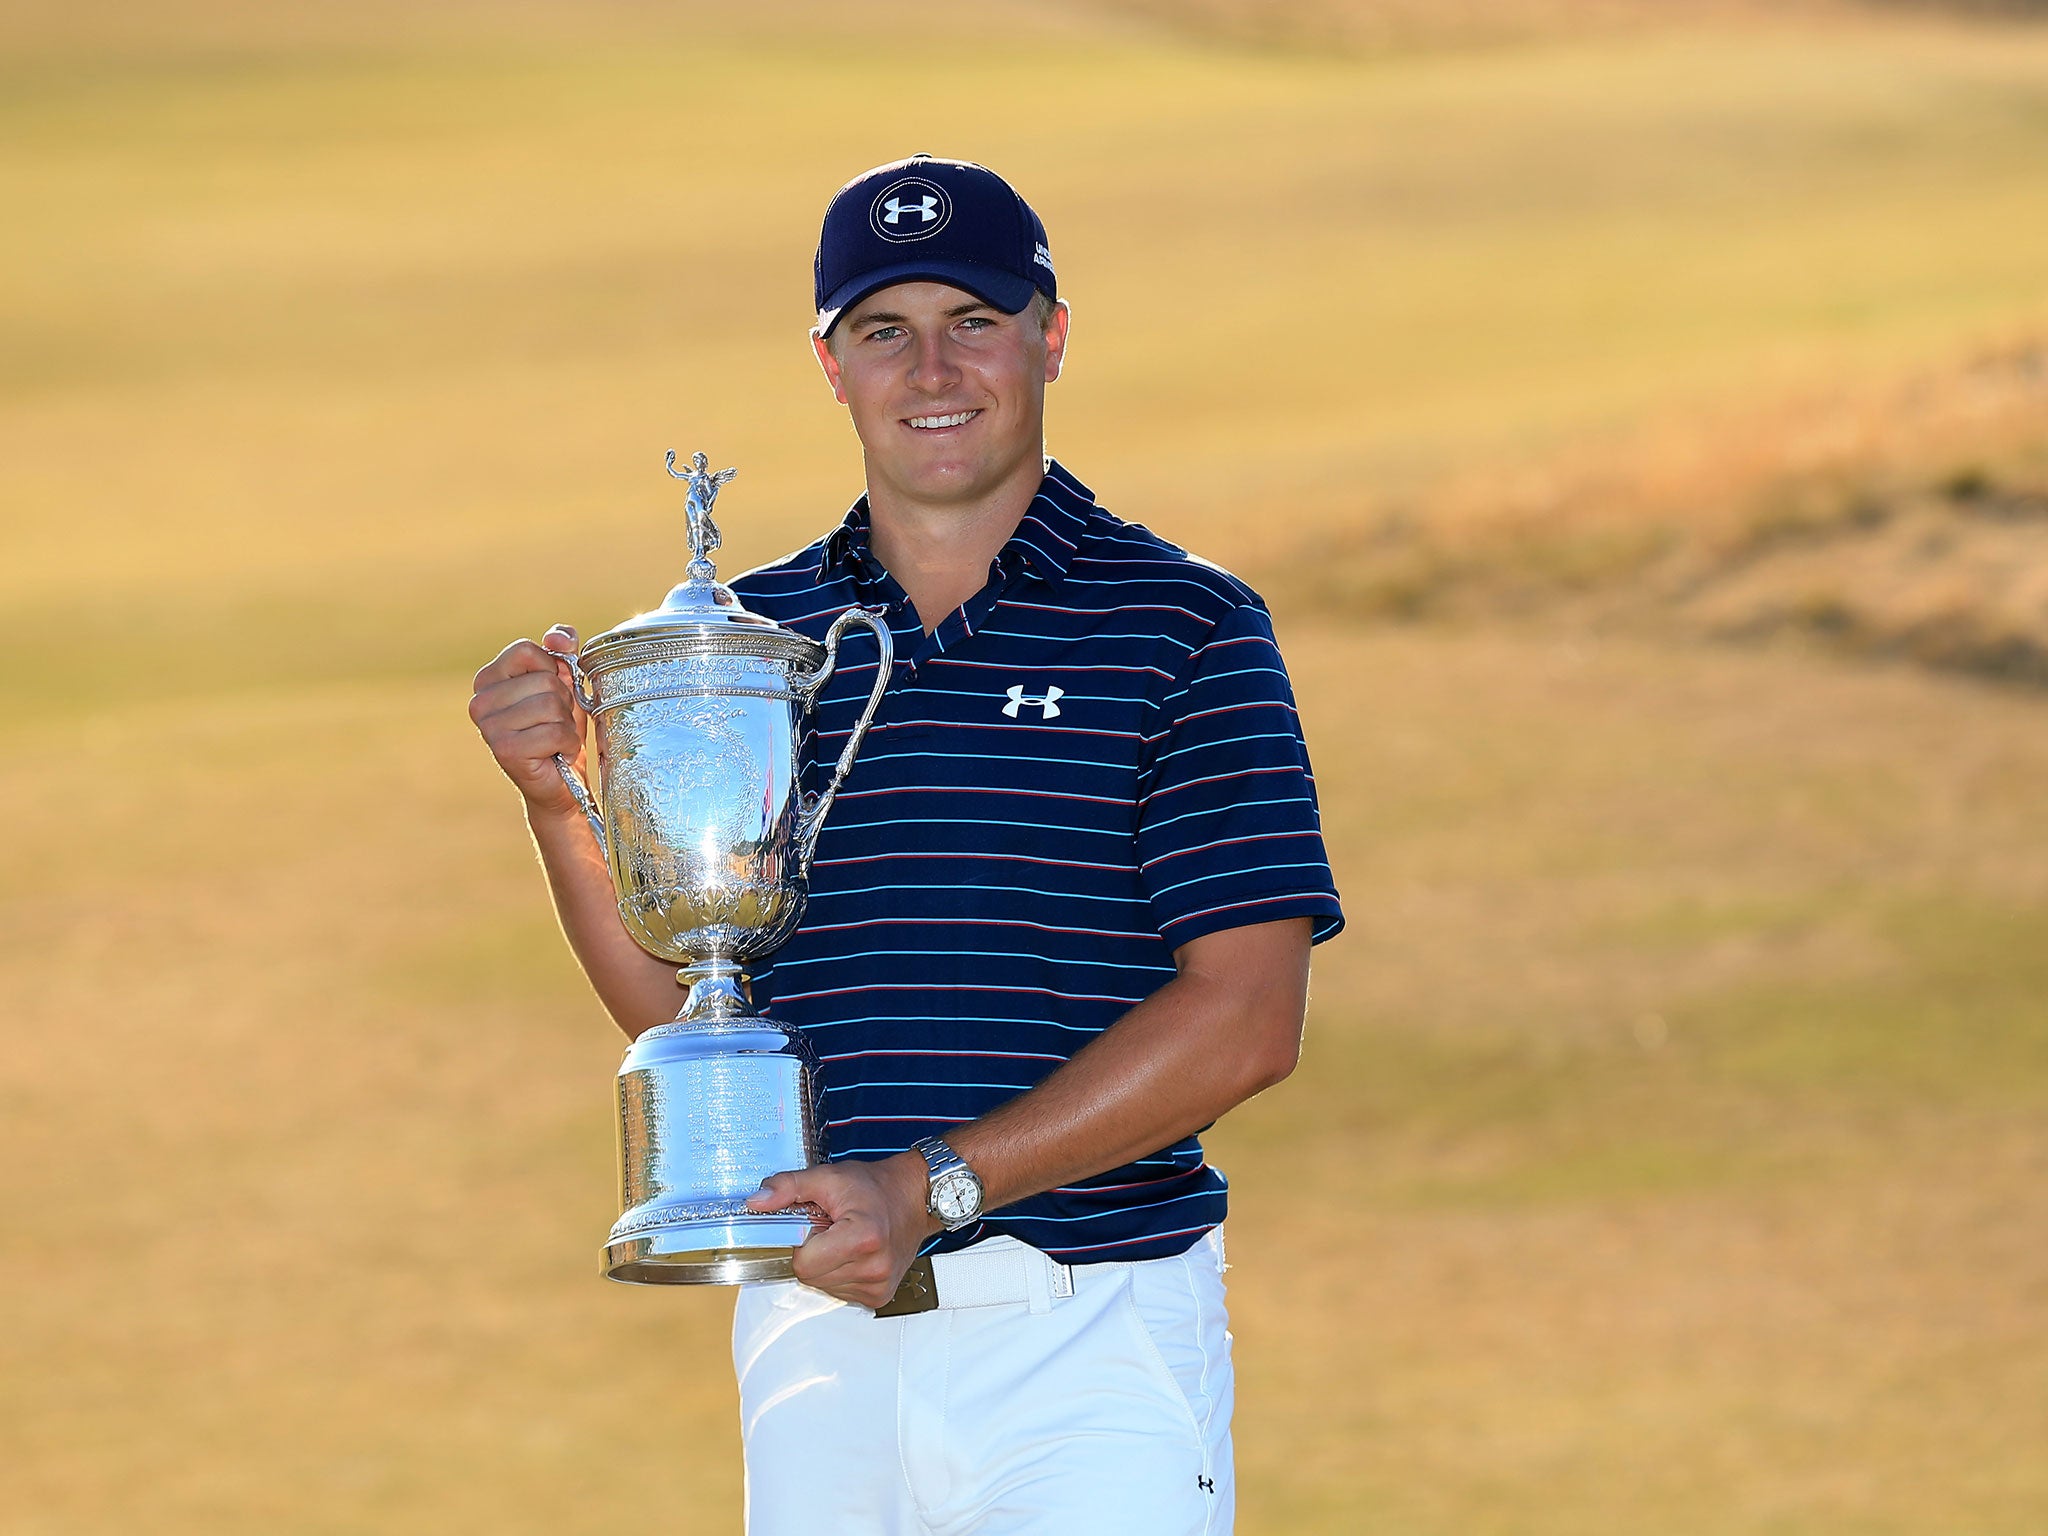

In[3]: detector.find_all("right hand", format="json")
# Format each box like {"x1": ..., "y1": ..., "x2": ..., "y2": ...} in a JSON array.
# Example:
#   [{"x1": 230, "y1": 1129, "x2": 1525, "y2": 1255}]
[
  {"x1": 747, "y1": 1155, "x2": 940, "y2": 1311},
  {"x1": 468, "y1": 624, "x2": 590, "y2": 818}
]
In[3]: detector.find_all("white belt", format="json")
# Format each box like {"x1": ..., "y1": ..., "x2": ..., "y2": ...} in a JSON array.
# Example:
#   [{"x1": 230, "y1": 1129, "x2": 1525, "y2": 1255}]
[{"x1": 878, "y1": 1239, "x2": 1075, "y2": 1317}]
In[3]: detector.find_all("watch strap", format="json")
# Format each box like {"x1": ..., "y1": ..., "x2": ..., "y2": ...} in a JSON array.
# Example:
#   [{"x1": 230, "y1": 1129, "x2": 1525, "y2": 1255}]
[{"x1": 912, "y1": 1135, "x2": 969, "y2": 1183}]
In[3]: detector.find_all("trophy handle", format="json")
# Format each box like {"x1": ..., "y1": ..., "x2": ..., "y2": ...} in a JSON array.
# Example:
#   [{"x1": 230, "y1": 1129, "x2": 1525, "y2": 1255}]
[
  {"x1": 553, "y1": 753, "x2": 609, "y2": 860},
  {"x1": 547, "y1": 647, "x2": 608, "y2": 857},
  {"x1": 794, "y1": 605, "x2": 895, "y2": 878}
]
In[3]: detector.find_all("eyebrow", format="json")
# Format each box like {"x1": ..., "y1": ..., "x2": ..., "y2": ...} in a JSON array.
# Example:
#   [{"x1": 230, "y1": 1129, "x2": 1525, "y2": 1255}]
[{"x1": 850, "y1": 299, "x2": 999, "y2": 330}]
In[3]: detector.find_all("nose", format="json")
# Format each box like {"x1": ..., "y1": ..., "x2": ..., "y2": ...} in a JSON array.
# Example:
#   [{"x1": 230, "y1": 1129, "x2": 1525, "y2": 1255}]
[{"x1": 908, "y1": 328, "x2": 962, "y2": 394}]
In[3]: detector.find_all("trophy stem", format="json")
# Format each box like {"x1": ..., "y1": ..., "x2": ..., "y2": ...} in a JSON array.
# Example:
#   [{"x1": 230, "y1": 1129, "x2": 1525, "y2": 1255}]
[{"x1": 677, "y1": 958, "x2": 752, "y2": 1022}]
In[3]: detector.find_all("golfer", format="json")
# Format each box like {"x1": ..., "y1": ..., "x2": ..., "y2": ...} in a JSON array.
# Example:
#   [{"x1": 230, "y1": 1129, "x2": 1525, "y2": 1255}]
[{"x1": 470, "y1": 153, "x2": 1343, "y2": 1535}]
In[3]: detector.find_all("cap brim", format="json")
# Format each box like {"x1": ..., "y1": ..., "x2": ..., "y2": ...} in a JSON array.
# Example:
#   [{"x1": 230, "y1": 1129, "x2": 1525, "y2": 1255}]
[{"x1": 817, "y1": 260, "x2": 1039, "y2": 336}]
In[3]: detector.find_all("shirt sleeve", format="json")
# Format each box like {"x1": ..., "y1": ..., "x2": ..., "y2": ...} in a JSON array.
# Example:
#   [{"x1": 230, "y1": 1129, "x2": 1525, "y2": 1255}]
[{"x1": 1136, "y1": 600, "x2": 1345, "y2": 952}]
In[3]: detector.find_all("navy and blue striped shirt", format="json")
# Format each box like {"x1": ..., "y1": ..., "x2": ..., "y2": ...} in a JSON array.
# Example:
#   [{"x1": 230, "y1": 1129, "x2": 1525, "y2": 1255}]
[{"x1": 734, "y1": 460, "x2": 1343, "y2": 1263}]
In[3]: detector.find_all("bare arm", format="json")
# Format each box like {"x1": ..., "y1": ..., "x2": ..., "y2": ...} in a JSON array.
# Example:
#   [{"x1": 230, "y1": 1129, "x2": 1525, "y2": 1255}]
[
  {"x1": 468, "y1": 626, "x2": 681, "y2": 1036},
  {"x1": 523, "y1": 797, "x2": 682, "y2": 1037},
  {"x1": 948, "y1": 917, "x2": 1309, "y2": 1205},
  {"x1": 750, "y1": 916, "x2": 1313, "y2": 1308}
]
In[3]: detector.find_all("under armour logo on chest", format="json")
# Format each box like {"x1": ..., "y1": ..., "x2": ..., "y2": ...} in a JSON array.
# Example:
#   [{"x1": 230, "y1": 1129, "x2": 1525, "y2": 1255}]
[
  {"x1": 1002, "y1": 685, "x2": 1064, "y2": 719},
  {"x1": 882, "y1": 194, "x2": 939, "y2": 226}
]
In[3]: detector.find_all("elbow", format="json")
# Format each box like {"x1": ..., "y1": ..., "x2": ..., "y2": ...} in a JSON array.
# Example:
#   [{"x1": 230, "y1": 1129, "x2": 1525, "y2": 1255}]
[
  {"x1": 1241, "y1": 1009, "x2": 1305, "y2": 1096},
  {"x1": 1254, "y1": 1042, "x2": 1301, "y2": 1095},
  {"x1": 1174, "y1": 920, "x2": 1314, "y2": 1102}
]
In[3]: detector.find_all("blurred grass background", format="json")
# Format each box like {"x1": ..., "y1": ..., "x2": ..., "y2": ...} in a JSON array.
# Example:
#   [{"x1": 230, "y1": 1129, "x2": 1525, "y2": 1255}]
[{"x1": 4, "y1": 2, "x2": 2047, "y2": 1531}]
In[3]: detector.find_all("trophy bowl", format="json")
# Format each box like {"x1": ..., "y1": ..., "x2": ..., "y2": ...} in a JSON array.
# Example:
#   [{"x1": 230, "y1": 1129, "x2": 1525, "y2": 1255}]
[{"x1": 554, "y1": 452, "x2": 892, "y2": 1285}]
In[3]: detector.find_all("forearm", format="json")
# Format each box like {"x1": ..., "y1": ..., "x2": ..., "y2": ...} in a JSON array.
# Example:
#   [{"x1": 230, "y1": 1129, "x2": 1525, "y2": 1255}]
[
  {"x1": 526, "y1": 800, "x2": 684, "y2": 1038},
  {"x1": 747, "y1": 918, "x2": 1312, "y2": 1309},
  {"x1": 946, "y1": 917, "x2": 1312, "y2": 1211}
]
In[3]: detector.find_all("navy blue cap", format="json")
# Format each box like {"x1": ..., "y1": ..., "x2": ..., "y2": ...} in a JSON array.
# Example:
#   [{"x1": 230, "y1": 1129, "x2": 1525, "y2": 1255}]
[{"x1": 814, "y1": 155, "x2": 1056, "y2": 336}]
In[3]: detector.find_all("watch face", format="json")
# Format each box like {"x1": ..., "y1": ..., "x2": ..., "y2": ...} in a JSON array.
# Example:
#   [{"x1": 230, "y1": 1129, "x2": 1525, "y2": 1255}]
[{"x1": 931, "y1": 1170, "x2": 981, "y2": 1225}]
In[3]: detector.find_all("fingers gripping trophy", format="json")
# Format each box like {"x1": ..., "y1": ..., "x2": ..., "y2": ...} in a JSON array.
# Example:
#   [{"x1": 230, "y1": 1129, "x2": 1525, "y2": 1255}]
[{"x1": 548, "y1": 451, "x2": 892, "y2": 1284}]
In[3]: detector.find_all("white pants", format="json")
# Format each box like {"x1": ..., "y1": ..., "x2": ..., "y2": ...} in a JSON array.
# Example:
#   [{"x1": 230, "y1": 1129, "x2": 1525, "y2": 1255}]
[{"x1": 732, "y1": 1230, "x2": 1235, "y2": 1536}]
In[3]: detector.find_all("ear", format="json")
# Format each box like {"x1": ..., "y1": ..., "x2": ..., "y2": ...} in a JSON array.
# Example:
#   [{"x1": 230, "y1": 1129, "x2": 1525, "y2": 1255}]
[
  {"x1": 1042, "y1": 300, "x2": 1071, "y2": 384},
  {"x1": 811, "y1": 328, "x2": 848, "y2": 404}
]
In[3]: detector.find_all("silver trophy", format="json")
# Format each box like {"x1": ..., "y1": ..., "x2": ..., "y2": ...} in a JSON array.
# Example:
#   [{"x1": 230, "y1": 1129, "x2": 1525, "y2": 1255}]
[{"x1": 552, "y1": 451, "x2": 892, "y2": 1284}]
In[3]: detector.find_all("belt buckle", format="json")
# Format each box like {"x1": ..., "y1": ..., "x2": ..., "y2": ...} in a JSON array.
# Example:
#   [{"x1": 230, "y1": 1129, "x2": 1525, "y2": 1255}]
[{"x1": 873, "y1": 1254, "x2": 939, "y2": 1318}]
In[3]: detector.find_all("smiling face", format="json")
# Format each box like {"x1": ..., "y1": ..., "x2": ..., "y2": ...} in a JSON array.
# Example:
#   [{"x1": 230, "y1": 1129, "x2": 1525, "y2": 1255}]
[{"x1": 812, "y1": 281, "x2": 1069, "y2": 514}]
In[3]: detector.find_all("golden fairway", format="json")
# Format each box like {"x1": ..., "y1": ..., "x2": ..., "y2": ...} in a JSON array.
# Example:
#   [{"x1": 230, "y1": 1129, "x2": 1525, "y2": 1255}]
[{"x1": 6, "y1": 4, "x2": 2048, "y2": 1532}]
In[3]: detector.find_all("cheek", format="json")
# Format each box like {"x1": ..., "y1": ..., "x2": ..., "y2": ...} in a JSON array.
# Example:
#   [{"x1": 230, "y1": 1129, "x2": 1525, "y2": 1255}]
[
  {"x1": 966, "y1": 355, "x2": 1028, "y2": 398},
  {"x1": 840, "y1": 369, "x2": 888, "y2": 416}
]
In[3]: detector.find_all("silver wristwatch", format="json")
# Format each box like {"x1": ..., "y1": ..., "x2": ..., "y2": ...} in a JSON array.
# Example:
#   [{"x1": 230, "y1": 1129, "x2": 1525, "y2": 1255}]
[{"x1": 911, "y1": 1136, "x2": 985, "y2": 1230}]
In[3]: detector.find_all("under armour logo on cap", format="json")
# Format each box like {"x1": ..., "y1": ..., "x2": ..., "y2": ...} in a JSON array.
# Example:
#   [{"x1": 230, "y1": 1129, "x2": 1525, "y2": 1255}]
[
  {"x1": 870, "y1": 177, "x2": 952, "y2": 243},
  {"x1": 882, "y1": 193, "x2": 938, "y2": 226},
  {"x1": 816, "y1": 155, "x2": 1056, "y2": 334},
  {"x1": 1003, "y1": 685, "x2": 1064, "y2": 719}
]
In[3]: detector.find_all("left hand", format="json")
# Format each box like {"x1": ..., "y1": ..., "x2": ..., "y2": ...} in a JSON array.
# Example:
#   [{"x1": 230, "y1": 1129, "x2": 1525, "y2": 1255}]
[{"x1": 747, "y1": 1153, "x2": 939, "y2": 1310}]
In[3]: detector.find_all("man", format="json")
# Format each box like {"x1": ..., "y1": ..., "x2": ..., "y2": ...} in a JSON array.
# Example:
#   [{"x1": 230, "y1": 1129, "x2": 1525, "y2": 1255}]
[{"x1": 470, "y1": 155, "x2": 1343, "y2": 1535}]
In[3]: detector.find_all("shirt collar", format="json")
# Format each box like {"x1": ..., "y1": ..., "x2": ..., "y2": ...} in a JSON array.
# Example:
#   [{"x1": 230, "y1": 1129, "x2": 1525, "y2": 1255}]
[
  {"x1": 816, "y1": 499, "x2": 882, "y2": 584},
  {"x1": 815, "y1": 458, "x2": 1096, "y2": 589}
]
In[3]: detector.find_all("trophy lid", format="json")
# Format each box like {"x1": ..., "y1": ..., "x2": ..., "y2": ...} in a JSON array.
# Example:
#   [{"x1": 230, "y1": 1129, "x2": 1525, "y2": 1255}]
[
  {"x1": 609, "y1": 567, "x2": 782, "y2": 635},
  {"x1": 578, "y1": 451, "x2": 824, "y2": 672}
]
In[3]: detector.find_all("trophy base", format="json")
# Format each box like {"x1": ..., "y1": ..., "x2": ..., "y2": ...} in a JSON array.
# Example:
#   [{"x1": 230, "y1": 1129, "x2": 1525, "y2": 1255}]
[{"x1": 604, "y1": 1210, "x2": 817, "y2": 1286}]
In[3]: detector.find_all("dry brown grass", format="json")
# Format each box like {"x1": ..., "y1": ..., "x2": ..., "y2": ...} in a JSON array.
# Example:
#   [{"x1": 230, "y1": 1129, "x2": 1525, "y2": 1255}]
[
  {"x1": 0, "y1": 0, "x2": 2032, "y2": 61},
  {"x1": 1287, "y1": 338, "x2": 2048, "y2": 684},
  {"x1": 1071, "y1": 0, "x2": 1868, "y2": 51}
]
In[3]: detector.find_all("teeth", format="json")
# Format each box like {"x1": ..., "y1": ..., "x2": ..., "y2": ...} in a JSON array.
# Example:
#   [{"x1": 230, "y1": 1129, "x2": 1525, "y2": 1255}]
[{"x1": 908, "y1": 411, "x2": 978, "y2": 429}]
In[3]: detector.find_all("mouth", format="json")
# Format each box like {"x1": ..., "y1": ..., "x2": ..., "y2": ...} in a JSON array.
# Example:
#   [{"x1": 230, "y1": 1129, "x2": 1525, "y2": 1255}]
[{"x1": 903, "y1": 409, "x2": 982, "y2": 432}]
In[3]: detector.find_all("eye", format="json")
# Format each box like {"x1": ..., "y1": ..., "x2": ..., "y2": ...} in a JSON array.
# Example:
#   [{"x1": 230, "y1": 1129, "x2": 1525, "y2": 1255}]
[
  {"x1": 865, "y1": 325, "x2": 905, "y2": 343},
  {"x1": 958, "y1": 316, "x2": 995, "y2": 333}
]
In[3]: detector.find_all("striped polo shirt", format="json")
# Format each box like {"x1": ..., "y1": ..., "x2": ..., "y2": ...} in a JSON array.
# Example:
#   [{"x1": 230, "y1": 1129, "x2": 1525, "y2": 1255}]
[{"x1": 732, "y1": 459, "x2": 1344, "y2": 1264}]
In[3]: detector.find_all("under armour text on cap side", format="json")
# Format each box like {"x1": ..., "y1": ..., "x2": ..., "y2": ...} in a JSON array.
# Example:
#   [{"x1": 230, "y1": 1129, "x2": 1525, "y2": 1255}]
[{"x1": 814, "y1": 155, "x2": 1057, "y2": 336}]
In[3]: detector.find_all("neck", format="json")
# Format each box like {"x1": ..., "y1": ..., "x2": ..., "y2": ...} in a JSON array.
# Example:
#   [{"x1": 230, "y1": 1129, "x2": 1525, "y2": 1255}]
[{"x1": 864, "y1": 451, "x2": 1048, "y2": 633}]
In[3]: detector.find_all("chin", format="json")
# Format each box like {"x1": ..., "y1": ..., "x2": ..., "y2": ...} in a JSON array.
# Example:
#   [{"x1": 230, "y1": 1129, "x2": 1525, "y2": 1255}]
[{"x1": 900, "y1": 455, "x2": 997, "y2": 499}]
